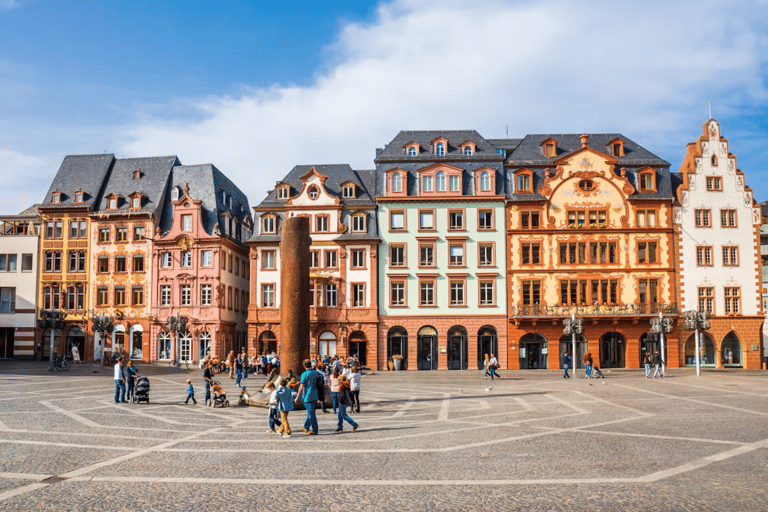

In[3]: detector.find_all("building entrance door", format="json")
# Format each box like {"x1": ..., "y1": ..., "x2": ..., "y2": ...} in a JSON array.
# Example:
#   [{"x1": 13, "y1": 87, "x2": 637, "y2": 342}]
[
  {"x1": 0, "y1": 328, "x2": 13, "y2": 358},
  {"x1": 418, "y1": 326, "x2": 438, "y2": 370},
  {"x1": 600, "y1": 332, "x2": 625, "y2": 368}
]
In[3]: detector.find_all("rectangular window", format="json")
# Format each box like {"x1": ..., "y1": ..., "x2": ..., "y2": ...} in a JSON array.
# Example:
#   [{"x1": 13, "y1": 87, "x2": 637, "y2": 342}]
[
  {"x1": 0, "y1": 254, "x2": 17, "y2": 272},
  {"x1": 0, "y1": 287, "x2": 15, "y2": 313},
  {"x1": 134, "y1": 225, "x2": 145, "y2": 241},
  {"x1": 262, "y1": 284, "x2": 275, "y2": 308},
  {"x1": 227, "y1": 286, "x2": 233, "y2": 310},
  {"x1": 419, "y1": 280, "x2": 435, "y2": 306},
  {"x1": 201, "y1": 284, "x2": 212, "y2": 306},
  {"x1": 520, "y1": 211, "x2": 540, "y2": 229},
  {"x1": 161, "y1": 252, "x2": 172, "y2": 269},
  {"x1": 262, "y1": 217, "x2": 275, "y2": 234},
  {"x1": 325, "y1": 284, "x2": 337, "y2": 308},
  {"x1": 698, "y1": 287, "x2": 714, "y2": 314},
  {"x1": 181, "y1": 251, "x2": 192, "y2": 267},
  {"x1": 478, "y1": 209, "x2": 494, "y2": 230},
  {"x1": 114, "y1": 286, "x2": 126, "y2": 306},
  {"x1": 559, "y1": 242, "x2": 587, "y2": 264},
  {"x1": 160, "y1": 285, "x2": 171, "y2": 306},
  {"x1": 325, "y1": 250, "x2": 337, "y2": 269},
  {"x1": 132, "y1": 286, "x2": 144, "y2": 306},
  {"x1": 419, "y1": 243, "x2": 435, "y2": 267},
  {"x1": 390, "y1": 280, "x2": 405, "y2": 306},
  {"x1": 389, "y1": 211, "x2": 405, "y2": 230},
  {"x1": 390, "y1": 244, "x2": 405, "y2": 267},
  {"x1": 521, "y1": 243, "x2": 540, "y2": 264},
  {"x1": 352, "y1": 283, "x2": 365, "y2": 307},
  {"x1": 262, "y1": 250, "x2": 275, "y2": 270},
  {"x1": 706, "y1": 176, "x2": 722, "y2": 191},
  {"x1": 560, "y1": 279, "x2": 588, "y2": 305},
  {"x1": 352, "y1": 215, "x2": 366, "y2": 232},
  {"x1": 310, "y1": 250, "x2": 320, "y2": 268},
  {"x1": 638, "y1": 279, "x2": 658, "y2": 305},
  {"x1": 44, "y1": 251, "x2": 61, "y2": 272},
  {"x1": 422, "y1": 176, "x2": 433, "y2": 192},
  {"x1": 201, "y1": 250, "x2": 213, "y2": 267},
  {"x1": 522, "y1": 280, "x2": 541, "y2": 305},
  {"x1": 68, "y1": 251, "x2": 85, "y2": 272},
  {"x1": 637, "y1": 242, "x2": 657, "y2": 264},
  {"x1": 696, "y1": 246, "x2": 713, "y2": 266},
  {"x1": 724, "y1": 287, "x2": 740, "y2": 314},
  {"x1": 694, "y1": 209, "x2": 711, "y2": 227},
  {"x1": 450, "y1": 280, "x2": 465, "y2": 306},
  {"x1": 310, "y1": 283, "x2": 322, "y2": 307},
  {"x1": 69, "y1": 220, "x2": 79, "y2": 239},
  {"x1": 448, "y1": 210, "x2": 464, "y2": 230},
  {"x1": 182, "y1": 214, "x2": 192, "y2": 231},
  {"x1": 590, "y1": 279, "x2": 618, "y2": 304},
  {"x1": 449, "y1": 244, "x2": 464, "y2": 266},
  {"x1": 97, "y1": 287, "x2": 108, "y2": 306},
  {"x1": 21, "y1": 254, "x2": 33, "y2": 272},
  {"x1": 589, "y1": 242, "x2": 618, "y2": 264},
  {"x1": 315, "y1": 215, "x2": 329, "y2": 232},
  {"x1": 449, "y1": 175, "x2": 460, "y2": 192},
  {"x1": 479, "y1": 243, "x2": 494, "y2": 266},
  {"x1": 419, "y1": 210, "x2": 434, "y2": 230},
  {"x1": 180, "y1": 285, "x2": 191, "y2": 306},
  {"x1": 722, "y1": 246, "x2": 739, "y2": 266},
  {"x1": 351, "y1": 249, "x2": 366, "y2": 269},
  {"x1": 479, "y1": 281, "x2": 495, "y2": 305},
  {"x1": 637, "y1": 209, "x2": 657, "y2": 228},
  {"x1": 116, "y1": 226, "x2": 127, "y2": 242},
  {"x1": 99, "y1": 226, "x2": 110, "y2": 242},
  {"x1": 720, "y1": 209, "x2": 737, "y2": 227},
  {"x1": 115, "y1": 255, "x2": 126, "y2": 273},
  {"x1": 130, "y1": 255, "x2": 143, "y2": 272}
]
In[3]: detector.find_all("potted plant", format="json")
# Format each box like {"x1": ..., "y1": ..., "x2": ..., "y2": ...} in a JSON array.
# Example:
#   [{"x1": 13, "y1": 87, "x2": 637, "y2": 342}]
[{"x1": 392, "y1": 354, "x2": 404, "y2": 371}]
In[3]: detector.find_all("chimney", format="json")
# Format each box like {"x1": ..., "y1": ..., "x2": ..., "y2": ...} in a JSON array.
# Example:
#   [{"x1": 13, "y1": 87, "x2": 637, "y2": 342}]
[{"x1": 580, "y1": 134, "x2": 589, "y2": 148}]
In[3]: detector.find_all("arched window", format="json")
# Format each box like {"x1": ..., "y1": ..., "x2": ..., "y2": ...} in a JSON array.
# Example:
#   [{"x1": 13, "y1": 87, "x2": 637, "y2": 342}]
[
  {"x1": 158, "y1": 332, "x2": 171, "y2": 360},
  {"x1": 463, "y1": 146, "x2": 473, "y2": 156},
  {"x1": 391, "y1": 173, "x2": 403, "y2": 193},
  {"x1": 436, "y1": 172, "x2": 446, "y2": 192},
  {"x1": 436, "y1": 143, "x2": 445, "y2": 156},
  {"x1": 388, "y1": 326, "x2": 408, "y2": 369},
  {"x1": 480, "y1": 172, "x2": 491, "y2": 191},
  {"x1": 171, "y1": 187, "x2": 180, "y2": 201},
  {"x1": 407, "y1": 147, "x2": 417, "y2": 156},
  {"x1": 318, "y1": 331, "x2": 337, "y2": 358},
  {"x1": 199, "y1": 331, "x2": 212, "y2": 360},
  {"x1": 129, "y1": 324, "x2": 143, "y2": 360}
]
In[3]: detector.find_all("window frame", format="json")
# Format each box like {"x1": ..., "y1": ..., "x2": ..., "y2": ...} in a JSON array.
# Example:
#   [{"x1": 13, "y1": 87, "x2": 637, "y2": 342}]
[
  {"x1": 478, "y1": 242, "x2": 495, "y2": 267},
  {"x1": 419, "y1": 278, "x2": 436, "y2": 307},
  {"x1": 448, "y1": 209, "x2": 465, "y2": 231},
  {"x1": 694, "y1": 209, "x2": 712, "y2": 227},
  {"x1": 389, "y1": 210, "x2": 405, "y2": 231},
  {"x1": 389, "y1": 243, "x2": 406, "y2": 268},
  {"x1": 418, "y1": 209, "x2": 436, "y2": 231},
  {"x1": 350, "y1": 249, "x2": 366, "y2": 269}
]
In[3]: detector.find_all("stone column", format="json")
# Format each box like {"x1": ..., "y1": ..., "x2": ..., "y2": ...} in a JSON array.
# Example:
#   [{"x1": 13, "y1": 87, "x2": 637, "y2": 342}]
[{"x1": 280, "y1": 217, "x2": 310, "y2": 377}]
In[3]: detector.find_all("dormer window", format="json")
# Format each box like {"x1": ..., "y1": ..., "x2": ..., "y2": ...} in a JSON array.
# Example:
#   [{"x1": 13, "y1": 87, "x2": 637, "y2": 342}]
[
  {"x1": 408, "y1": 147, "x2": 417, "y2": 156},
  {"x1": 308, "y1": 185, "x2": 320, "y2": 199},
  {"x1": 436, "y1": 172, "x2": 446, "y2": 192},
  {"x1": 133, "y1": 170, "x2": 142, "y2": 179},
  {"x1": 404, "y1": 142, "x2": 420, "y2": 156},
  {"x1": 609, "y1": 138, "x2": 625, "y2": 157},
  {"x1": 516, "y1": 173, "x2": 532, "y2": 193},
  {"x1": 276, "y1": 186, "x2": 290, "y2": 200},
  {"x1": 449, "y1": 175, "x2": 460, "y2": 192},
  {"x1": 262, "y1": 215, "x2": 276, "y2": 234},
  {"x1": 74, "y1": 190, "x2": 84, "y2": 203},
  {"x1": 351, "y1": 213, "x2": 366, "y2": 233},
  {"x1": 106, "y1": 195, "x2": 120, "y2": 210},
  {"x1": 222, "y1": 191, "x2": 227, "y2": 203},
  {"x1": 171, "y1": 187, "x2": 180, "y2": 201},
  {"x1": 541, "y1": 138, "x2": 557, "y2": 158},
  {"x1": 51, "y1": 191, "x2": 62, "y2": 204},
  {"x1": 391, "y1": 173, "x2": 403, "y2": 193},
  {"x1": 638, "y1": 170, "x2": 656, "y2": 192},
  {"x1": 422, "y1": 176, "x2": 433, "y2": 192},
  {"x1": 341, "y1": 184, "x2": 356, "y2": 198},
  {"x1": 480, "y1": 172, "x2": 491, "y2": 192},
  {"x1": 436, "y1": 143, "x2": 445, "y2": 156},
  {"x1": 459, "y1": 141, "x2": 476, "y2": 156},
  {"x1": 463, "y1": 147, "x2": 473, "y2": 155},
  {"x1": 130, "y1": 195, "x2": 142, "y2": 209}
]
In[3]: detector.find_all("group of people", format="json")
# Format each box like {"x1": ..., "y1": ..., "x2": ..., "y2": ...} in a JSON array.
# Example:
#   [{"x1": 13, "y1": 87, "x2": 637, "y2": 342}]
[
  {"x1": 644, "y1": 350, "x2": 665, "y2": 378},
  {"x1": 112, "y1": 356, "x2": 139, "y2": 402}
]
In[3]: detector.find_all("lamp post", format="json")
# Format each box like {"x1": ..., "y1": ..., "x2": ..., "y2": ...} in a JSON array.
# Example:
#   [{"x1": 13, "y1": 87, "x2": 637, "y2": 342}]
[
  {"x1": 563, "y1": 312, "x2": 583, "y2": 374},
  {"x1": 683, "y1": 310, "x2": 711, "y2": 376},
  {"x1": 167, "y1": 313, "x2": 188, "y2": 364},
  {"x1": 38, "y1": 309, "x2": 66, "y2": 361},
  {"x1": 91, "y1": 313, "x2": 114, "y2": 364},
  {"x1": 649, "y1": 311, "x2": 674, "y2": 374}
]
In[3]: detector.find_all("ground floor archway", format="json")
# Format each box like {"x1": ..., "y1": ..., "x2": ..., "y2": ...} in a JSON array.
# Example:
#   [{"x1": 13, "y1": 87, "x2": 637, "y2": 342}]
[
  {"x1": 721, "y1": 332, "x2": 742, "y2": 367},
  {"x1": 685, "y1": 333, "x2": 715, "y2": 366},
  {"x1": 448, "y1": 325, "x2": 468, "y2": 370},
  {"x1": 599, "y1": 331, "x2": 625, "y2": 368},
  {"x1": 417, "y1": 326, "x2": 438, "y2": 370},
  {"x1": 519, "y1": 333, "x2": 547, "y2": 369},
  {"x1": 66, "y1": 326, "x2": 85, "y2": 361},
  {"x1": 348, "y1": 330, "x2": 367, "y2": 367},
  {"x1": 387, "y1": 326, "x2": 408, "y2": 370},
  {"x1": 560, "y1": 334, "x2": 586, "y2": 369},
  {"x1": 477, "y1": 326, "x2": 498, "y2": 370}
]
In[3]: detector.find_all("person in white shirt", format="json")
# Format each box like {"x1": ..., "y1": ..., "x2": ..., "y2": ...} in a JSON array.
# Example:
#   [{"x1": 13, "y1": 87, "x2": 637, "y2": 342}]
[
  {"x1": 113, "y1": 357, "x2": 126, "y2": 403},
  {"x1": 488, "y1": 354, "x2": 499, "y2": 381},
  {"x1": 348, "y1": 366, "x2": 362, "y2": 413}
]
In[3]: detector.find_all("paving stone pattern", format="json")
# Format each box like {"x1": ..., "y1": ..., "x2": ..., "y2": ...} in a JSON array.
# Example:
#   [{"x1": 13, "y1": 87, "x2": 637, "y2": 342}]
[{"x1": 0, "y1": 362, "x2": 767, "y2": 511}]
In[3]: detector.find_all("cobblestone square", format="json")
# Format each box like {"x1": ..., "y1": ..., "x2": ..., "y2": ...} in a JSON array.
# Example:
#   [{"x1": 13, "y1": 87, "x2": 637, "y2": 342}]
[{"x1": 0, "y1": 362, "x2": 766, "y2": 511}]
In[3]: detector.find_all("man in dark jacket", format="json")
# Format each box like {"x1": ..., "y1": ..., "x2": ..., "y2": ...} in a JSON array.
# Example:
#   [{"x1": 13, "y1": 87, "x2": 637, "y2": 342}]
[{"x1": 652, "y1": 350, "x2": 664, "y2": 378}]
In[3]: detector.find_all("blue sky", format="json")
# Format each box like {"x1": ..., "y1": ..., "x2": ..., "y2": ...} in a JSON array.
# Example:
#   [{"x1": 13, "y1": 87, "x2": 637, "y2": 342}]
[{"x1": 1, "y1": 0, "x2": 767, "y2": 213}]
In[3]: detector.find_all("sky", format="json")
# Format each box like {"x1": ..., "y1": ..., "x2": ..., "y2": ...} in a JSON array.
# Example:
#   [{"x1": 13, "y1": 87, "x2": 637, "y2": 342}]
[{"x1": 1, "y1": 0, "x2": 767, "y2": 214}]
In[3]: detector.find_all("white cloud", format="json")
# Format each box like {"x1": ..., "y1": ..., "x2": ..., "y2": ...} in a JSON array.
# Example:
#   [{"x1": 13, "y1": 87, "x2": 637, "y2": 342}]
[
  {"x1": 0, "y1": 149, "x2": 52, "y2": 213},
  {"x1": 0, "y1": 0, "x2": 19, "y2": 10}
]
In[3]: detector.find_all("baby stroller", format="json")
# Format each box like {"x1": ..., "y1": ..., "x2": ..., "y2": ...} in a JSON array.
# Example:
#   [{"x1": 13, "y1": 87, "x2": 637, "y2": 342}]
[
  {"x1": 209, "y1": 381, "x2": 229, "y2": 408},
  {"x1": 133, "y1": 376, "x2": 150, "y2": 403},
  {"x1": 592, "y1": 364, "x2": 605, "y2": 378}
]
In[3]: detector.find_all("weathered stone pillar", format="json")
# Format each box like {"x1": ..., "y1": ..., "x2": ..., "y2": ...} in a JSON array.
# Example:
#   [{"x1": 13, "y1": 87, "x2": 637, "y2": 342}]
[{"x1": 280, "y1": 217, "x2": 310, "y2": 377}]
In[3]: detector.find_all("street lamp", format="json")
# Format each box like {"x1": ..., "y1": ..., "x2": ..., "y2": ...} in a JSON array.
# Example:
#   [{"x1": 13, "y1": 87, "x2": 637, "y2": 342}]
[
  {"x1": 38, "y1": 309, "x2": 66, "y2": 362},
  {"x1": 91, "y1": 313, "x2": 114, "y2": 363},
  {"x1": 649, "y1": 312, "x2": 674, "y2": 373},
  {"x1": 563, "y1": 313, "x2": 583, "y2": 374},
  {"x1": 683, "y1": 310, "x2": 711, "y2": 376},
  {"x1": 167, "y1": 313, "x2": 188, "y2": 363}
]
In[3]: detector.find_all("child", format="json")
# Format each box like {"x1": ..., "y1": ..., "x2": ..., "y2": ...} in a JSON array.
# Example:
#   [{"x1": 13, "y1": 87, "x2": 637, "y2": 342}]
[
  {"x1": 185, "y1": 379, "x2": 196, "y2": 404},
  {"x1": 275, "y1": 378, "x2": 296, "y2": 438},
  {"x1": 265, "y1": 382, "x2": 281, "y2": 433}
]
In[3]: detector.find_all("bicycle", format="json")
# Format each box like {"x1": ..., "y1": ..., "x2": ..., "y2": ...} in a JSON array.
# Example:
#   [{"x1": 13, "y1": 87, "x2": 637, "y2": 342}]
[
  {"x1": 169, "y1": 359, "x2": 190, "y2": 370},
  {"x1": 47, "y1": 354, "x2": 70, "y2": 371}
]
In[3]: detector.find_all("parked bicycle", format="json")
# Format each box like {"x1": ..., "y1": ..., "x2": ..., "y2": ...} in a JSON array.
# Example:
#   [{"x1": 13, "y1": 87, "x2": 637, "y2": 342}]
[
  {"x1": 47, "y1": 354, "x2": 70, "y2": 371},
  {"x1": 169, "y1": 359, "x2": 190, "y2": 370}
]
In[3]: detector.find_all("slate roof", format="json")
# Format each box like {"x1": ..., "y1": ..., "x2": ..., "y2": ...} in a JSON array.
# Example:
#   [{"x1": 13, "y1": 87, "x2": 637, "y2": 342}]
[
  {"x1": 159, "y1": 164, "x2": 251, "y2": 239},
  {"x1": 41, "y1": 154, "x2": 115, "y2": 209},
  {"x1": 94, "y1": 156, "x2": 180, "y2": 215},
  {"x1": 375, "y1": 130, "x2": 505, "y2": 162}
]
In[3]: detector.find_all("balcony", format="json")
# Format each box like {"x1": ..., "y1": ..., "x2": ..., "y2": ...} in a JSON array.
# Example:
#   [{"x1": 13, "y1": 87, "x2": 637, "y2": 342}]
[{"x1": 512, "y1": 303, "x2": 678, "y2": 319}]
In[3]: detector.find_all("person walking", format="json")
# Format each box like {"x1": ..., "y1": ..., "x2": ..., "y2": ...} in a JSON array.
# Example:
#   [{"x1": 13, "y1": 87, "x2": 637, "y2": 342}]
[
  {"x1": 295, "y1": 359, "x2": 322, "y2": 435},
  {"x1": 583, "y1": 352, "x2": 593, "y2": 379},
  {"x1": 348, "y1": 365, "x2": 361, "y2": 413},
  {"x1": 265, "y1": 382, "x2": 281, "y2": 433},
  {"x1": 275, "y1": 378, "x2": 296, "y2": 438},
  {"x1": 227, "y1": 351, "x2": 236, "y2": 379},
  {"x1": 644, "y1": 353, "x2": 653, "y2": 378},
  {"x1": 483, "y1": 353, "x2": 490, "y2": 380},
  {"x1": 562, "y1": 351, "x2": 571, "y2": 379},
  {"x1": 652, "y1": 349, "x2": 664, "y2": 378},
  {"x1": 203, "y1": 362, "x2": 214, "y2": 406},
  {"x1": 185, "y1": 379, "x2": 197, "y2": 404},
  {"x1": 329, "y1": 367, "x2": 342, "y2": 414},
  {"x1": 335, "y1": 374, "x2": 359, "y2": 433},
  {"x1": 235, "y1": 352, "x2": 245, "y2": 388},
  {"x1": 488, "y1": 354, "x2": 500, "y2": 380},
  {"x1": 125, "y1": 360, "x2": 139, "y2": 401},
  {"x1": 114, "y1": 356, "x2": 127, "y2": 403}
]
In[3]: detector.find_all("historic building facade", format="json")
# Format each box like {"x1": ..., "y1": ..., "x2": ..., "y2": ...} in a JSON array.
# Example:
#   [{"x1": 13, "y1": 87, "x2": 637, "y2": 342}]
[
  {"x1": 375, "y1": 131, "x2": 508, "y2": 371},
  {"x1": 0, "y1": 206, "x2": 41, "y2": 359},
  {"x1": 674, "y1": 119, "x2": 764, "y2": 369},
  {"x1": 505, "y1": 134, "x2": 678, "y2": 370},
  {"x1": 247, "y1": 165, "x2": 379, "y2": 366},
  {"x1": 148, "y1": 165, "x2": 252, "y2": 364}
]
